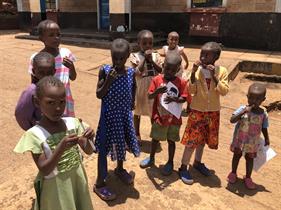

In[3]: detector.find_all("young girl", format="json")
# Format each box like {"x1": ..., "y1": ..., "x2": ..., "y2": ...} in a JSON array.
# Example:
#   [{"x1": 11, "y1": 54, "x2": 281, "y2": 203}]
[
  {"x1": 94, "y1": 38, "x2": 140, "y2": 201},
  {"x1": 130, "y1": 30, "x2": 162, "y2": 143},
  {"x1": 160, "y1": 31, "x2": 189, "y2": 78},
  {"x1": 14, "y1": 76, "x2": 95, "y2": 210},
  {"x1": 28, "y1": 20, "x2": 77, "y2": 117},
  {"x1": 228, "y1": 83, "x2": 269, "y2": 190},
  {"x1": 178, "y1": 42, "x2": 229, "y2": 185}
]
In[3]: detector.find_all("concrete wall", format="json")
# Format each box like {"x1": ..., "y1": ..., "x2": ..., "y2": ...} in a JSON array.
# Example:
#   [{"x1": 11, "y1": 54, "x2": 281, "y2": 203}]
[{"x1": 59, "y1": 0, "x2": 97, "y2": 12}]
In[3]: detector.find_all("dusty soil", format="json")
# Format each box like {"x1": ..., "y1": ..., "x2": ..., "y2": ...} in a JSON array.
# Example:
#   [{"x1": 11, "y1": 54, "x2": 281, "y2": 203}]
[{"x1": 0, "y1": 31, "x2": 281, "y2": 210}]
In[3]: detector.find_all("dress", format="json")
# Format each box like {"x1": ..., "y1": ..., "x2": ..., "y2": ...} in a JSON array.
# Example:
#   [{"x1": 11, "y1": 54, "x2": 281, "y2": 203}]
[
  {"x1": 14, "y1": 117, "x2": 93, "y2": 210},
  {"x1": 28, "y1": 48, "x2": 76, "y2": 117},
  {"x1": 130, "y1": 51, "x2": 161, "y2": 117},
  {"x1": 230, "y1": 106, "x2": 269, "y2": 157},
  {"x1": 95, "y1": 65, "x2": 140, "y2": 161}
]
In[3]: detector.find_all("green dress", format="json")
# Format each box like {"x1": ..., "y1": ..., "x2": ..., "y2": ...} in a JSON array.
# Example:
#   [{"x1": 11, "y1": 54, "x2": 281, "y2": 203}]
[{"x1": 14, "y1": 117, "x2": 94, "y2": 210}]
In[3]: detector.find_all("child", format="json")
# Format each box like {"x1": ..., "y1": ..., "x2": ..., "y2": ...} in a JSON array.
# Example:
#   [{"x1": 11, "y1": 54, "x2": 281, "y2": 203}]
[
  {"x1": 14, "y1": 76, "x2": 95, "y2": 210},
  {"x1": 28, "y1": 20, "x2": 77, "y2": 117},
  {"x1": 140, "y1": 53, "x2": 190, "y2": 176},
  {"x1": 130, "y1": 30, "x2": 162, "y2": 143},
  {"x1": 227, "y1": 83, "x2": 269, "y2": 190},
  {"x1": 160, "y1": 31, "x2": 189, "y2": 77},
  {"x1": 178, "y1": 42, "x2": 229, "y2": 185},
  {"x1": 15, "y1": 52, "x2": 55, "y2": 130},
  {"x1": 94, "y1": 38, "x2": 140, "y2": 201}
]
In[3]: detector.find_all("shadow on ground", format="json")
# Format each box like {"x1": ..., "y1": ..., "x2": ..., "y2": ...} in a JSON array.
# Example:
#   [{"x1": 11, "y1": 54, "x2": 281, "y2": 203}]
[
  {"x1": 103, "y1": 170, "x2": 140, "y2": 207},
  {"x1": 226, "y1": 177, "x2": 271, "y2": 197}
]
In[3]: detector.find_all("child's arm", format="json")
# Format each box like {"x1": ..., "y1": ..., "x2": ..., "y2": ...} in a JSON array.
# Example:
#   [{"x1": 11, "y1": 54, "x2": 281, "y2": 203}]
[
  {"x1": 32, "y1": 134, "x2": 79, "y2": 176},
  {"x1": 148, "y1": 86, "x2": 167, "y2": 99},
  {"x1": 96, "y1": 67, "x2": 117, "y2": 99},
  {"x1": 207, "y1": 65, "x2": 229, "y2": 96},
  {"x1": 145, "y1": 50, "x2": 162, "y2": 73},
  {"x1": 262, "y1": 128, "x2": 270, "y2": 146},
  {"x1": 181, "y1": 51, "x2": 189, "y2": 69},
  {"x1": 63, "y1": 57, "x2": 77, "y2": 81},
  {"x1": 78, "y1": 127, "x2": 96, "y2": 155},
  {"x1": 164, "y1": 96, "x2": 186, "y2": 104}
]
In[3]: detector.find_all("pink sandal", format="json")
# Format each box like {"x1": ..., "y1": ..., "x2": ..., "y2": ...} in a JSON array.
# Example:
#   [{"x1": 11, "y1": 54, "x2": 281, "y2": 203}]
[
  {"x1": 227, "y1": 172, "x2": 237, "y2": 184},
  {"x1": 244, "y1": 177, "x2": 256, "y2": 190}
]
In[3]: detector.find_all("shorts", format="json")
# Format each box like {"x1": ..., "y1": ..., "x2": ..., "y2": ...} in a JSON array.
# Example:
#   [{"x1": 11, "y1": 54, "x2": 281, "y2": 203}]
[
  {"x1": 150, "y1": 123, "x2": 180, "y2": 142},
  {"x1": 181, "y1": 110, "x2": 220, "y2": 149}
]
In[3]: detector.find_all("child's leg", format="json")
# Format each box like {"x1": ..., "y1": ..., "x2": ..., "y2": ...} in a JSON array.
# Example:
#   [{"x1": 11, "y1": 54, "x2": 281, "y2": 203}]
[
  {"x1": 133, "y1": 114, "x2": 141, "y2": 138},
  {"x1": 194, "y1": 144, "x2": 205, "y2": 164},
  {"x1": 245, "y1": 154, "x2": 254, "y2": 178},
  {"x1": 140, "y1": 138, "x2": 158, "y2": 168},
  {"x1": 231, "y1": 149, "x2": 242, "y2": 174},
  {"x1": 150, "y1": 139, "x2": 159, "y2": 159},
  {"x1": 180, "y1": 146, "x2": 195, "y2": 170},
  {"x1": 167, "y1": 140, "x2": 176, "y2": 164},
  {"x1": 96, "y1": 153, "x2": 108, "y2": 187},
  {"x1": 115, "y1": 160, "x2": 134, "y2": 185}
]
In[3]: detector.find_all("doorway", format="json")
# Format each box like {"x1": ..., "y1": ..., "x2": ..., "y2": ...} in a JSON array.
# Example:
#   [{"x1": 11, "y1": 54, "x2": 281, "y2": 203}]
[{"x1": 99, "y1": 0, "x2": 110, "y2": 30}]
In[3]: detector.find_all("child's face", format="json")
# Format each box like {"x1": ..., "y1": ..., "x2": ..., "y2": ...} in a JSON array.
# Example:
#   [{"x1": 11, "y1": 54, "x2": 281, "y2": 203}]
[
  {"x1": 40, "y1": 23, "x2": 61, "y2": 49},
  {"x1": 33, "y1": 61, "x2": 55, "y2": 81},
  {"x1": 38, "y1": 85, "x2": 66, "y2": 122},
  {"x1": 200, "y1": 49, "x2": 217, "y2": 67},
  {"x1": 111, "y1": 50, "x2": 129, "y2": 70},
  {"x1": 163, "y1": 62, "x2": 179, "y2": 81},
  {"x1": 139, "y1": 35, "x2": 153, "y2": 52},
  {"x1": 167, "y1": 35, "x2": 179, "y2": 49},
  {"x1": 247, "y1": 91, "x2": 266, "y2": 108}
]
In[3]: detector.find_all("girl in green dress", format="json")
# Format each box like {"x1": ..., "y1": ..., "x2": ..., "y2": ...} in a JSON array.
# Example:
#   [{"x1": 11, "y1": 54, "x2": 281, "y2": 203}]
[{"x1": 14, "y1": 76, "x2": 95, "y2": 210}]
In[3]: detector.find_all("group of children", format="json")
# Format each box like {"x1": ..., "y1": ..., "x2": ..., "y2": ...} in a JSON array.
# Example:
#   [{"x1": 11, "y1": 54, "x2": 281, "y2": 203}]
[{"x1": 13, "y1": 20, "x2": 270, "y2": 209}]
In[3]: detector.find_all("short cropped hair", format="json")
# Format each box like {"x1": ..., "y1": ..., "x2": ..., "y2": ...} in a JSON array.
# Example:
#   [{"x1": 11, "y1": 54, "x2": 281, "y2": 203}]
[
  {"x1": 38, "y1": 20, "x2": 58, "y2": 36},
  {"x1": 202, "y1": 42, "x2": 222, "y2": 59},
  {"x1": 165, "y1": 52, "x2": 182, "y2": 66},
  {"x1": 137, "y1": 30, "x2": 153, "y2": 42},
  {"x1": 33, "y1": 51, "x2": 55, "y2": 67},
  {"x1": 36, "y1": 76, "x2": 64, "y2": 99},
  {"x1": 111, "y1": 38, "x2": 130, "y2": 54}
]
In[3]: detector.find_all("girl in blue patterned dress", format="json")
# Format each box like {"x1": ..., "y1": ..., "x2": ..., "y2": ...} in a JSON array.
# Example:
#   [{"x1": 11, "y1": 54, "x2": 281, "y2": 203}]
[{"x1": 94, "y1": 38, "x2": 140, "y2": 201}]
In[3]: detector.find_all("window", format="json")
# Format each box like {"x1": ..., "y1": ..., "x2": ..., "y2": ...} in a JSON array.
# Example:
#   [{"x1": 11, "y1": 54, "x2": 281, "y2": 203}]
[
  {"x1": 45, "y1": 0, "x2": 56, "y2": 10},
  {"x1": 192, "y1": 0, "x2": 223, "y2": 8}
]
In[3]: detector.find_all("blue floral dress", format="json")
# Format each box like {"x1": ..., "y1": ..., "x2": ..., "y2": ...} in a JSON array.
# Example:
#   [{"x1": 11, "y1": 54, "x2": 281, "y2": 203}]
[{"x1": 95, "y1": 65, "x2": 140, "y2": 161}]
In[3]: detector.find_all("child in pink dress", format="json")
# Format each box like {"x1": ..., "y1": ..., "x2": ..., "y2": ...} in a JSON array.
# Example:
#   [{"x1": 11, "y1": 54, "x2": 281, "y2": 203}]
[
  {"x1": 227, "y1": 83, "x2": 270, "y2": 190},
  {"x1": 28, "y1": 20, "x2": 76, "y2": 117}
]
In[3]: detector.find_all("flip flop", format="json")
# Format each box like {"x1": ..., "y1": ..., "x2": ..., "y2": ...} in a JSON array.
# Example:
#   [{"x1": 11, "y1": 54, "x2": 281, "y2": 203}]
[
  {"x1": 114, "y1": 168, "x2": 134, "y2": 185},
  {"x1": 93, "y1": 185, "x2": 116, "y2": 201}
]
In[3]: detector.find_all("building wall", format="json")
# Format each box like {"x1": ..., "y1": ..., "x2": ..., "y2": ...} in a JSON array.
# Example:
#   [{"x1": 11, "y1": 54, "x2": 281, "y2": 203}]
[
  {"x1": 132, "y1": 0, "x2": 187, "y2": 12},
  {"x1": 59, "y1": 0, "x2": 97, "y2": 12},
  {"x1": 226, "y1": 0, "x2": 277, "y2": 12}
]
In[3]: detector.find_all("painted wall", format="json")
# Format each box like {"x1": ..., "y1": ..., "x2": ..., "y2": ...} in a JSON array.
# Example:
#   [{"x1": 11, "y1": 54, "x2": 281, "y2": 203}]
[
  {"x1": 132, "y1": 0, "x2": 187, "y2": 13},
  {"x1": 226, "y1": 0, "x2": 277, "y2": 12},
  {"x1": 59, "y1": 0, "x2": 97, "y2": 12}
]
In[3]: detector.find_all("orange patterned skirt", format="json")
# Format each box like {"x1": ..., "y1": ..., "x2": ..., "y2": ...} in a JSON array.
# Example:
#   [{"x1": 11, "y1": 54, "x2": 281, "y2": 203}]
[{"x1": 181, "y1": 110, "x2": 220, "y2": 149}]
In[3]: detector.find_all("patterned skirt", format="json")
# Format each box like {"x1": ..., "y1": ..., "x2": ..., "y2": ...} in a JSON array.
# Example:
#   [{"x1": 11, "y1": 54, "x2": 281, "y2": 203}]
[{"x1": 181, "y1": 110, "x2": 220, "y2": 149}]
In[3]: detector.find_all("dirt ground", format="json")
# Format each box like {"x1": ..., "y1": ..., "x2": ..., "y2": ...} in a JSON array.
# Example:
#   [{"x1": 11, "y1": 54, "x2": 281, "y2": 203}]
[{"x1": 0, "y1": 31, "x2": 281, "y2": 210}]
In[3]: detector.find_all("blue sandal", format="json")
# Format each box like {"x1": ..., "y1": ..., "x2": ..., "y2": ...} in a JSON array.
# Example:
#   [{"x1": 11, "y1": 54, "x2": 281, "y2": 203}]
[
  {"x1": 94, "y1": 185, "x2": 116, "y2": 201},
  {"x1": 162, "y1": 162, "x2": 174, "y2": 176}
]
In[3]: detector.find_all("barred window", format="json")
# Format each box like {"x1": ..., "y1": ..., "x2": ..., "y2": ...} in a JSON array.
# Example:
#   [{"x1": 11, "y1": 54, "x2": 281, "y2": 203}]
[
  {"x1": 192, "y1": 0, "x2": 223, "y2": 8},
  {"x1": 45, "y1": 0, "x2": 56, "y2": 10}
]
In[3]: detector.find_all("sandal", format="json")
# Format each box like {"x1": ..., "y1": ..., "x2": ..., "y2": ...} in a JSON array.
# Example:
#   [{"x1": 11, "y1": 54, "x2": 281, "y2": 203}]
[
  {"x1": 93, "y1": 185, "x2": 116, "y2": 201},
  {"x1": 114, "y1": 168, "x2": 134, "y2": 185},
  {"x1": 227, "y1": 172, "x2": 237, "y2": 184},
  {"x1": 244, "y1": 177, "x2": 256, "y2": 190}
]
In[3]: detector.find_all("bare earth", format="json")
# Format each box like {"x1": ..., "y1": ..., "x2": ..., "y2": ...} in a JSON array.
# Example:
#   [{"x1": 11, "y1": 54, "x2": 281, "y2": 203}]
[{"x1": 0, "y1": 31, "x2": 281, "y2": 210}]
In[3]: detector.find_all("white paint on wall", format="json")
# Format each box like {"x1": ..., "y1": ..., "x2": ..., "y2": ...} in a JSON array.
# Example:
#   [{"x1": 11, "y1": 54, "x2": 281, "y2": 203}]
[
  {"x1": 16, "y1": 0, "x2": 23, "y2": 12},
  {"x1": 222, "y1": 0, "x2": 228, "y2": 7},
  {"x1": 276, "y1": 0, "x2": 281, "y2": 12}
]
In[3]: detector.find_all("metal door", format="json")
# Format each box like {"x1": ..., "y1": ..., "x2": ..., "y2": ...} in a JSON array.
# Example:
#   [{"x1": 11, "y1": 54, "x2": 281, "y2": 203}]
[{"x1": 99, "y1": 0, "x2": 109, "y2": 30}]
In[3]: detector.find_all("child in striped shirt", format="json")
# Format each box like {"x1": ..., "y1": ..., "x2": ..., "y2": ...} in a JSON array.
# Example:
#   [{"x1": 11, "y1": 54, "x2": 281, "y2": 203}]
[{"x1": 27, "y1": 20, "x2": 77, "y2": 117}]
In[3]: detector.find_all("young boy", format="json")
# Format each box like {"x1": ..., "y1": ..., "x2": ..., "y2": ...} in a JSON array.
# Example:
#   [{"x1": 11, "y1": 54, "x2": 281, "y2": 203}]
[
  {"x1": 140, "y1": 53, "x2": 191, "y2": 175},
  {"x1": 179, "y1": 42, "x2": 229, "y2": 185},
  {"x1": 15, "y1": 52, "x2": 55, "y2": 130}
]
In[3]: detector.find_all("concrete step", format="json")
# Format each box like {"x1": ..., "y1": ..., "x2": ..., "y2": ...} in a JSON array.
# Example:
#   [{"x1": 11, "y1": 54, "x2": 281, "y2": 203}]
[{"x1": 15, "y1": 33, "x2": 166, "y2": 51}]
